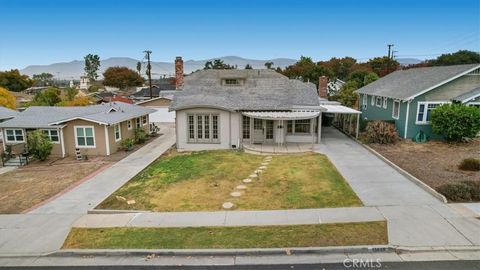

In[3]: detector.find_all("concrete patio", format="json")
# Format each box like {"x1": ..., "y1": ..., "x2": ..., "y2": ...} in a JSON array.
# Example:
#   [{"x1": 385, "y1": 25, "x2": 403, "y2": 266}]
[{"x1": 243, "y1": 142, "x2": 314, "y2": 154}]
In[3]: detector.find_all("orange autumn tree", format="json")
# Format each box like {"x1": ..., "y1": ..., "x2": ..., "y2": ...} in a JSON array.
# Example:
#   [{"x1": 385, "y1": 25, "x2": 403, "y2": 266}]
[{"x1": 0, "y1": 87, "x2": 16, "y2": 109}]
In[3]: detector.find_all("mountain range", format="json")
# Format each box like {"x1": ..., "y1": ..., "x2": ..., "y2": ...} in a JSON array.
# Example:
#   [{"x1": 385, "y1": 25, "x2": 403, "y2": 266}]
[{"x1": 19, "y1": 56, "x2": 422, "y2": 79}]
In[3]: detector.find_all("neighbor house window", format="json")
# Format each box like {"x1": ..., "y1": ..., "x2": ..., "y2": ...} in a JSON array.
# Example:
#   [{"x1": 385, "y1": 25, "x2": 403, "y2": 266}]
[
  {"x1": 127, "y1": 120, "x2": 132, "y2": 130},
  {"x1": 75, "y1": 126, "x2": 95, "y2": 148},
  {"x1": 187, "y1": 113, "x2": 219, "y2": 143},
  {"x1": 287, "y1": 120, "x2": 311, "y2": 134},
  {"x1": 242, "y1": 116, "x2": 250, "y2": 139},
  {"x1": 41, "y1": 129, "x2": 59, "y2": 143},
  {"x1": 136, "y1": 117, "x2": 141, "y2": 128},
  {"x1": 142, "y1": 115, "x2": 147, "y2": 125},
  {"x1": 371, "y1": 96, "x2": 375, "y2": 106},
  {"x1": 416, "y1": 102, "x2": 446, "y2": 124},
  {"x1": 383, "y1": 97, "x2": 388, "y2": 109},
  {"x1": 392, "y1": 100, "x2": 400, "y2": 120},
  {"x1": 376, "y1": 96, "x2": 382, "y2": 107},
  {"x1": 5, "y1": 129, "x2": 24, "y2": 143},
  {"x1": 362, "y1": 95, "x2": 368, "y2": 110},
  {"x1": 114, "y1": 124, "x2": 121, "y2": 142}
]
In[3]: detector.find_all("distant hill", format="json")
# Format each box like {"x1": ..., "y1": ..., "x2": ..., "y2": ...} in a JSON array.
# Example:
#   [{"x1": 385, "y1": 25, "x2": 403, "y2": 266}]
[{"x1": 20, "y1": 56, "x2": 297, "y2": 79}]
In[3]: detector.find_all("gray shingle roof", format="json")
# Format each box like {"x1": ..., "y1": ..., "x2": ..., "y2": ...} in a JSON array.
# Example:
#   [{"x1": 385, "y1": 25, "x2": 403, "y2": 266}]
[
  {"x1": 0, "y1": 107, "x2": 19, "y2": 121},
  {"x1": 356, "y1": 64, "x2": 480, "y2": 100},
  {"x1": 170, "y1": 69, "x2": 319, "y2": 111},
  {"x1": 452, "y1": 87, "x2": 480, "y2": 103},
  {"x1": 0, "y1": 103, "x2": 155, "y2": 128}
]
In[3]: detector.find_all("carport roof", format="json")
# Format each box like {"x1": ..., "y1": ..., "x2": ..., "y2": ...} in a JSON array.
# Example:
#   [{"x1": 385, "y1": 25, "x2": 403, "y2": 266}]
[{"x1": 320, "y1": 105, "x2": 361, "y2": 114}]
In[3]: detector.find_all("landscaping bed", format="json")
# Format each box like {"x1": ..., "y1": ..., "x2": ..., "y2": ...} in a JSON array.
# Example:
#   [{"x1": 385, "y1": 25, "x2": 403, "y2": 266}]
[
  {"x1": 97, "y1": 150, "x2": 362, "y2": 211},
  {"x1": 62, "y1": 221, "x2": 387, "y2": 249},
  {"x1": 369, "y1": 138, "x2": 480, "y2": 202}
]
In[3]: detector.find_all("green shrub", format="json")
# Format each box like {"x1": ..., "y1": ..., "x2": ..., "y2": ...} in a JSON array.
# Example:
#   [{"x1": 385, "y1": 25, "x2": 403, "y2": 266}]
[
  {"x1": 121, "y1": 138, "x2": 134, "y2": 151},
  {"x1": 134, "y1": 128, "x2": 147, "y2": 144},
  {"x1": 431, "y1": 104, "x2": 480, "y2": 141},
  {"x1": 459, "y1": 158, "x2": 480, "y2": 171},
  {"x1": 27, "y1": 130, "x2": 53, "y2": 161},
  {"x1": 363, "y1": 121, "x2": 399, "y2": 144},
  {"x1": 437, "y1": 181, "x2": 480, "y2": 202}
]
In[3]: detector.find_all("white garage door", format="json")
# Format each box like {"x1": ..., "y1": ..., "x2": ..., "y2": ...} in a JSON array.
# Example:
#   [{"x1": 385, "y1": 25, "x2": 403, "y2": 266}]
[{"x1": 148, "y1": 107, "x2": 175, "y2": 123}]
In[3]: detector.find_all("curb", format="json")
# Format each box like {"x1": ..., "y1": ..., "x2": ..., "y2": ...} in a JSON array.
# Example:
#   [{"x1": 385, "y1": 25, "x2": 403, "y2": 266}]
[
  {"x1": 87, "y1": 209, "x2": 152, "y2": 214},
  {"x1": 48, "y1": 245, "x2": 395, "y2": 257},
  {"x1": 359, "y1": 143, "x2": 448, "y2": 203}
]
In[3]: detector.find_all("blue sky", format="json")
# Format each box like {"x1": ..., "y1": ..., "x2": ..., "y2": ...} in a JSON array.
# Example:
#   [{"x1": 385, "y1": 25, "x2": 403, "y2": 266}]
[{"x1": 0, "y1": 0, "x2": 479, "y2": 70}]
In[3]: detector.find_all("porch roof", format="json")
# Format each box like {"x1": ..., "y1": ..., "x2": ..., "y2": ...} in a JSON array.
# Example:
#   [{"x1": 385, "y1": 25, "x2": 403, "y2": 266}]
[
  {"x1": 242, "y1": 111, "x2": 320, "y2": 120},
  {"x1": 320, "y1": 105, "x2": 361, "y2": 114}
]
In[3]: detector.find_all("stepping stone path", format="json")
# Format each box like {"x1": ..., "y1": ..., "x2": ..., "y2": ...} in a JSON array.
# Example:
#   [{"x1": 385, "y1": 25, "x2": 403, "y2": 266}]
[
  {"x1": 236, "y1": 185, "x2": 247, "y2": 190},
  {"x1": 230, "y1": 191, "x2": 242, "y2": 197},
  {"x1": 243, "y1": 178, "x2": 252, "y2": 183},
  {"x1": 222, "y1": 202, "x2": 234, "y2": 209},
  {"x1": 261, "y1": 162, "x2": 269, "y2": 166},
  {"x1": 249, "y1": 174, "x2": 258, "y2": 178},
  {"x1": 259, "y1": 166, "x2": 267, "y2": 170},
  {"x1": 254, "y1": 169, "x2": 262, "y2": 174}
]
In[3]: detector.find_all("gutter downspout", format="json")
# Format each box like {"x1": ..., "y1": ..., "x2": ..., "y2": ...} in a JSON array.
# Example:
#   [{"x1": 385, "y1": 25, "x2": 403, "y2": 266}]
[
  {"x1": 59, "y1": 127, "x2": 66, "y2": 157},
  {"x1": 404, "y1": 100, "x2": 411, "y2": 139},
  {"x1": 104, "y1": 125, "x2": 110, "y2": 156}
]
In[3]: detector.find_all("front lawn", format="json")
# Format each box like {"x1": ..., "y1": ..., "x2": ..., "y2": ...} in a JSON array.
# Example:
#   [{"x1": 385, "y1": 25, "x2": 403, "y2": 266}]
[
  {"x1": 62, "y1": 221, "x2": 387, "y2": 249},
  {"x1": 97, "y1": 150, "x2": 362, "y2": 211}
]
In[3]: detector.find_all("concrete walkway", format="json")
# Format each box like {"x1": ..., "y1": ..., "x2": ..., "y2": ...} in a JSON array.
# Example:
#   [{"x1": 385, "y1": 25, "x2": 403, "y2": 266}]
[
  {"x1": 0, "y1": 125, "x2": 176, "y2": 256},
  {"x1": 314, "y1": 127, "x2": 480, "y2": 247}
]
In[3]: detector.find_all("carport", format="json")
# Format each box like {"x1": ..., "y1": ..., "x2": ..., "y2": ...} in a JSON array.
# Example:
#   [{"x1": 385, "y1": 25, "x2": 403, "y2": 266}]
[{"x1": 319, "y1": 104, "x2": 362, "y2": 140}]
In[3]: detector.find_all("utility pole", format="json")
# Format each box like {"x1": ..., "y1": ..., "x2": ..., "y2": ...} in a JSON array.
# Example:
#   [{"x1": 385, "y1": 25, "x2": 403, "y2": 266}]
[
  {"x1": 387, "y1": 44, "x2": 394, "y2": 74},
  {"x1": 144, "y1": 50, "x2": 153, "y2": 99}
]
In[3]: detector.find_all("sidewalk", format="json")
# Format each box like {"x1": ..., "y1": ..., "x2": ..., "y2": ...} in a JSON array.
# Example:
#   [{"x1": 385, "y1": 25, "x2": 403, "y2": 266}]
[{"x1": 0, "y1": 125, "x2": 176, "y2": 256}]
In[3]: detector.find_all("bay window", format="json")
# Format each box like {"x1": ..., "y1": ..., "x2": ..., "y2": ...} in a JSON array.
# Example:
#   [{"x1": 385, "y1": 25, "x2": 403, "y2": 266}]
[{"x1": 187, "y1": 113, "x2": 220, "y2": 143}]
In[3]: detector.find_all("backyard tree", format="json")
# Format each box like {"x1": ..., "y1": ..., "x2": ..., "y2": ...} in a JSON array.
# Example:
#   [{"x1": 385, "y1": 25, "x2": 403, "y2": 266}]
[
  {"x1": 0, "y1": 87, "x2": 16, "y2": 109},
  {"x1": 264, "y1": 61, "x2": 274, "y2": 69},
  {"x1": 0, "y1": 69, "x2": 33, "y2": 92},
  {"x1": 103, "y1": 66, "x2": 144, "y2": 89},
  {"x1": 84, "y1": 54, "x2": 101, "y2": 81},
  {"x1": 27, "y1": 130, "x2": 53, "y2": 161},
  {"x1": 431, "y1": 104, "x2": 480, "y2": 141},
  {"x1": 32, "y1": 73, "x2": 54, "y2": 86},
  {"x1": 136, "y1": 61, "x2": 142, "y2": 75},
  {"x1": 245, "y1": 64, "x2": 253, "y2": 69},
  {"x1": 31, "y1": 87, "x2": 61, "y2": 106},
  {"x1": 429, "y1": 50, "x2": 480, "y2": 66}
]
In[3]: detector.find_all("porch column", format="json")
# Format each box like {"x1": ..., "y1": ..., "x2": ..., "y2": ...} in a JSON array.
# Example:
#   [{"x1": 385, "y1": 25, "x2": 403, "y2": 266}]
[
  {"x1": 317, "y1": 113, "x2": 322, "y2": 143},
  {"x1": 59, "y1": 127, "x2": 66, "y2": 157},
  {"x1": 349, "y1": 114, "x2": 353, "y2": 135},
  {"x1": 104, "y1": 125, "x2": 110, "y2": 156},
  {"x1": 356, "y1": 114, "x2": 360, "y2": 139}
]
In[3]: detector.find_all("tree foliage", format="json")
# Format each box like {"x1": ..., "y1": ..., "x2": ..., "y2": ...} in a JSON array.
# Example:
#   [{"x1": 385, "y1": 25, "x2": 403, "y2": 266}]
[
  {"x1": 264, "y1": 61, "x2": 274, "y2": 69},
  {"x1": 204, "y1": 59, "x2": 236, "y2": 70},
  {"x1": 429, "y1": 50, "x2": 480, "y2": 66},
  {"x1": 431, "y1": 104, "x2": 480, "y2": 141},
  {"x1": 84, "y1": 54, "x2": 101, "y2": 81},
  {"x1": 31, "y1": 87, "x2": 61, "y2": 106},
  {"x1": 245, "y1": 64, "x2": 253, "y2": 69},
  {"x1": 32, "y1": 73, "x2": 54, "y2": 87},
  {"x1": 103, "y1": 66, "x2": 144, "y2": 89},
  {"x1": 0, "y1": 87, "x2": 16, "y2": 109},
  {"x1": 366, "y1": 56, "x2": 400, "y2": 77},
  {"x1": 136, "y1": 61, "x2": 142, "y2": 75},
  {"x1": 27, "y1": 130, "x2": 53, "y2": 161},
  {"x1": 0, "y1": 69, "x2": 33, "y2": 92},
  {"x1": 281, "y1": 56, "x2": 332, "y2": 86}
]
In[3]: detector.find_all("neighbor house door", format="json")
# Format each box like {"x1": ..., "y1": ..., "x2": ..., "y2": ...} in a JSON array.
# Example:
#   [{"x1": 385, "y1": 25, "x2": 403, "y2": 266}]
[{"x1": 253, "y1": 118, "x2": 264, "y2": 143}]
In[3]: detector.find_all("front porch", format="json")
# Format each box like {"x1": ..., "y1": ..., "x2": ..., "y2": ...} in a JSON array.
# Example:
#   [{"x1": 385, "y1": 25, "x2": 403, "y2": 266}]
[{"x1": 243, "y1": 142, "x2": 314, "y2": 154}]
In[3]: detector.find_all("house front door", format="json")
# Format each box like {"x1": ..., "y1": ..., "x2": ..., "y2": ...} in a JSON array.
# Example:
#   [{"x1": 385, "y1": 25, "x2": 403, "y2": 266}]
[{"x1": 253, "y1": 118, "x2": 264, "y2": 143}]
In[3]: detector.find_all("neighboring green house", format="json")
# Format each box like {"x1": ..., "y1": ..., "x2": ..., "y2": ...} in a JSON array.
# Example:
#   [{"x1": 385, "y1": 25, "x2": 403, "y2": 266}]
[{"x1": 356, "y1": 64, "x2": 480, "y2": 139}]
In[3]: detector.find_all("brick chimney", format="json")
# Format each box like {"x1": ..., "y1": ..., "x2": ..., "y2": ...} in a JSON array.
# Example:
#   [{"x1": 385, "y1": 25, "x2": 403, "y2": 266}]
[
  {"x1": 175, "y1": 56, "x2": 184, "y2": 90},
  {"x1": 318, "y1": 76, "x2": 328, "y2": 98}
]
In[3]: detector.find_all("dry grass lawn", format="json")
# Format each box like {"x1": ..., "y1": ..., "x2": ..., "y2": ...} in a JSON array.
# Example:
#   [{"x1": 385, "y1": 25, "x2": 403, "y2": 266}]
[
  {"x1": 62, "y1": 221, "x2": 387, "y2": 249},
  {"x1": 97, "y1": 150, "x2": 362, "y2": 211}
]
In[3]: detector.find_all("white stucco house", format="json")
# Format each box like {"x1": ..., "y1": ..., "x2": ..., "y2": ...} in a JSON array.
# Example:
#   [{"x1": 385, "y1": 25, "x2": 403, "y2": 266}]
[{"x1": 170, "y1": 69, "x2": 359, "y2": 152}]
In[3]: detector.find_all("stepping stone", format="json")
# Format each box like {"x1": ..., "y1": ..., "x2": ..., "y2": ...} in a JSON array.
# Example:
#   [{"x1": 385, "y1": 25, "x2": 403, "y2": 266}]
[
  {"x1": 236, "y1": 185, "x2": 247, "y2": 190},
  {"x1": 249, "y1": 174, "x2": 258, "y2": 178},
  {"x1": 222, "y1": 202, "x2": 234, "y2": 209},
  {"x1": 116, "y1": 195, "x2": 126, "y2": 201},
  {"x1": 261, "y1": 162, "x2": 269, "y2": 166},
  {"x1": 254, "y1": 169, "x2": 262, "y2": 174},
  {"x1": 127, "y1": 200, "x2": 136, "y2": 205},
  {"x1": 230, "y1": 191, "x2": 242, "y2": 197},
  {"x1": 265, "y1": 156, "x2": 273, "y2": 159},
  {"x1": 259, "y1": 166, "x2": 267, "y2": 169},
  {"x1": 243, "y1": 178, "x2": 252, "y2": 183}
]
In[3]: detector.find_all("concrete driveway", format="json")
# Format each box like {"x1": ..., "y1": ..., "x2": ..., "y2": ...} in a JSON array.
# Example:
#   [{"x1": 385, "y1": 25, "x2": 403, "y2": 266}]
[
  {"x1": 315, "y1": 127, "x2": 480, "y2": 247},
  {"x1": 0, "y1": 124, "x2": 176, "y2": 256}
]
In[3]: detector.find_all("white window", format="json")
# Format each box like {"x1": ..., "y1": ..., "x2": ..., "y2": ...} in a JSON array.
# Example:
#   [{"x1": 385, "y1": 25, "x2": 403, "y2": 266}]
[
  {"x1": 371, "y1": 96, "x2": 375, "y2": 106},
  {"x1": 242, "y1": 116, "x2": 250, "y2": 139},
  {"x1": 136, "y1": 117, "x2": 141, "y2": 128},
  {"x1": 376, "y1": 96, "x2": 382, "y2": 107},
  {"x1": 142, "y1": 115, "x2": 147, "y2": 125},
  {"x1": 287, "y1": 119, "x2": 311, "y2": 134},
  {"x1": 5, "y1": 129, "x2": 24, "y2": 143},
  {"x1": 416, "y1": 102, "x2": 446, "y2": 124},
  {"x1": 383, "y1": 97, "x2": 388, "y2": 109},
  {"x1": 127, "y1": 120, "x2": 132, "y2": 130},
  {"x1": 224, "y1": 79, "x2": 241, "y2": 85},
  {"x1": 75, "y1": 126, "x2": 95, "y2": 148},
  {"x1": 41, "y1": 129, "x2": 60, "y2": 143},
  {"x1": 362, "y1": 95, "x2": 368, "y2": 110},
  {"x1": 114, "y1": 124, "x2": 121, "y2": 142},
  {"x1": 187, "y1": 113, "x2": 220, "y2": 143},
  {"x1": 392, "y1": 100, "x2": 400, "y2": 119}
]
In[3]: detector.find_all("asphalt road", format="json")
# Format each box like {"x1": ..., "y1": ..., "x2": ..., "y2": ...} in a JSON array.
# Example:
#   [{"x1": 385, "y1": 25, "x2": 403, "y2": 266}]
[{"x1": 2, "y1": 261, "x2": 480, "y2": 270}]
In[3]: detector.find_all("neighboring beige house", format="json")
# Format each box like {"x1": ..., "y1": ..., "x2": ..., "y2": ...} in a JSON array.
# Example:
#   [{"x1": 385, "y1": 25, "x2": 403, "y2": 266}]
[
  {"x1": 136, "y1": 92, "x2": 176, "y2": 123},
  {"x1": 0, "y1": 103, "x2": 155, "y2": 157}
]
